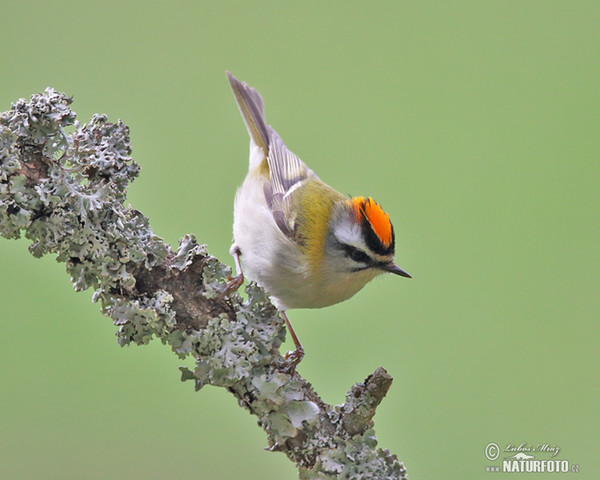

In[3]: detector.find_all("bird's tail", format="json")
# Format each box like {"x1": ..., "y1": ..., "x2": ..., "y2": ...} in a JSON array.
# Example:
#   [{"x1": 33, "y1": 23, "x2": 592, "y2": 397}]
[{"x1": 227, "y1": 72, "x2": 270, "y2": 156}]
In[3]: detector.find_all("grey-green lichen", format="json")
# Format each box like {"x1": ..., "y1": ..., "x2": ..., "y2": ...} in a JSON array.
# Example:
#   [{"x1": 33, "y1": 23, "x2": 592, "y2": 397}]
[{"x1": 0, "y1": 89, "x2": 408, "y2": 480}]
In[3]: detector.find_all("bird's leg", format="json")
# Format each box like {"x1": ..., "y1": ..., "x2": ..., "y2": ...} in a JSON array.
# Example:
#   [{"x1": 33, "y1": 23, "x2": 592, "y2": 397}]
[
  {"x1": 281, "y1": 310, "x2": 305, "y2": 372},
  {"x1": 225, "y1": 246, "x2": 244, "y2": 294}
]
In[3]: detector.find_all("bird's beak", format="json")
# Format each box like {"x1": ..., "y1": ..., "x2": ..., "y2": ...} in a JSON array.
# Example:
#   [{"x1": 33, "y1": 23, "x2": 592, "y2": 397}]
[{"x1": 384, "y1": 262, "x2": 412, "y2": 278}]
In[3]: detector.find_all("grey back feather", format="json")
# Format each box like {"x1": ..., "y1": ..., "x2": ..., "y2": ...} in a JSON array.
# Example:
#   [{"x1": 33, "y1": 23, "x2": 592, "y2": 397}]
[{"x1": 267, "y1": 127, "x2": 318, "y2": 199}]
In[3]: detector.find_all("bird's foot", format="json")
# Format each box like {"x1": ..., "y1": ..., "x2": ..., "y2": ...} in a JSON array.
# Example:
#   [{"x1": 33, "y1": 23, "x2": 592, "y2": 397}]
[
  {"x1": 225, "y1": 273, "x2": 244, "y2": 295},
  {"x1": 283, "y1": 346, "x2": 305, "y2": 374}
]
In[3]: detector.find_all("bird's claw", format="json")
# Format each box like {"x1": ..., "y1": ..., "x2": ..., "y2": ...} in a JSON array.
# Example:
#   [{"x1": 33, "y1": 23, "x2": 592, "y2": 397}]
[
  {"x1": 283, "y1": 347, "x2": 304, "y2": 374},
  {"x1": 225, "y1": 273, "x2": 244, "y2": 295}
]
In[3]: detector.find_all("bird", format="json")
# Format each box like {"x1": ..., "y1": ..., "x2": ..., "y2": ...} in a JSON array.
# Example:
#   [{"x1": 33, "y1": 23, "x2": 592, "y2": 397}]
[{"x1": 226, "y1": 72, "x2": 411, "y2": 369}]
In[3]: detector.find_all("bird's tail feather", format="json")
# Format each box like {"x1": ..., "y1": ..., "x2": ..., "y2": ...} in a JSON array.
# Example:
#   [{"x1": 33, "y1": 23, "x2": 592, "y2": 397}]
[{"x1": 227, "y1": 72, "x2": 270, "y2": 155}]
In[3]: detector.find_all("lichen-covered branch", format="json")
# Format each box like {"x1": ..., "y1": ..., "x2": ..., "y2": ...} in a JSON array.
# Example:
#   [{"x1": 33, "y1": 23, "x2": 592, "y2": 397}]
[{"x1": 0, "y1": 89, "x2": 407, "y2": 479}]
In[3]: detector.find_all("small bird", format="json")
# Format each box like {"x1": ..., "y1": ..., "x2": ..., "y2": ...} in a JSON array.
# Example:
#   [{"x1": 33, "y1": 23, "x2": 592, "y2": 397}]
[{"x1": 226, "y1": 72, "x2": 411, "y2": 369}]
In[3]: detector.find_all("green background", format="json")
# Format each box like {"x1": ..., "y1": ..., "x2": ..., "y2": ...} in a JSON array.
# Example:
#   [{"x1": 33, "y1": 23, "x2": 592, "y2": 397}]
[{"x1": 1, "y1": 1, "x2": 598, "y2": 479}]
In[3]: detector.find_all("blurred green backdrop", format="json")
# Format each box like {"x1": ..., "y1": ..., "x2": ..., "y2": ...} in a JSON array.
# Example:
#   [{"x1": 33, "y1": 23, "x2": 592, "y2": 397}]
[{"x1": 1, "y1": 1, "x2": 598, "y2": 479}]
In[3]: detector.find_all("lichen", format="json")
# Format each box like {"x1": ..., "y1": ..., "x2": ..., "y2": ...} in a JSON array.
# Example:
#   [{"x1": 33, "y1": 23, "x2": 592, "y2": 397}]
[{"x1": 177, "y1": 280, "x2": 284, "y2": 390}]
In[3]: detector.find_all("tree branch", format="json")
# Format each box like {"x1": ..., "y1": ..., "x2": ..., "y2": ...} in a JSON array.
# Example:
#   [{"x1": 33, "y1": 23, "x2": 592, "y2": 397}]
[{"x1": 0, "y1": 89, "x2": 408, "y2": 479}]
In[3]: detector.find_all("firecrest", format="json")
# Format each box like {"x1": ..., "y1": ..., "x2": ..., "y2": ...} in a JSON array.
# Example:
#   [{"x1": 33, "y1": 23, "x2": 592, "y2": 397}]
[{"x1": 226, "y1": 72, "x2": 411, "y2": 368}]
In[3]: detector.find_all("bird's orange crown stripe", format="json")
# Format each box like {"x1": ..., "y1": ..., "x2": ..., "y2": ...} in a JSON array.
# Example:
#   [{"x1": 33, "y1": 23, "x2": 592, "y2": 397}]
[{"x1": 351, "y1": 196, "x2": 393, "y2": 246}]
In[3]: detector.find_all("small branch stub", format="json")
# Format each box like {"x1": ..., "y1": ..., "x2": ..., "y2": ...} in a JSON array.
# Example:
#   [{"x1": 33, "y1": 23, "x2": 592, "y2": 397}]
[{"x1": 342, "y1": 367, "x2": 393, "y2": 436}]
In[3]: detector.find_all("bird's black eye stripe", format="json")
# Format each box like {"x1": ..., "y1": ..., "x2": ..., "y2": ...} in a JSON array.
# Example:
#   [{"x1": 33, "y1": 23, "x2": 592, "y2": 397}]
[{"x1": 342, "y1": 244, "x2": 370, "y2": 263}]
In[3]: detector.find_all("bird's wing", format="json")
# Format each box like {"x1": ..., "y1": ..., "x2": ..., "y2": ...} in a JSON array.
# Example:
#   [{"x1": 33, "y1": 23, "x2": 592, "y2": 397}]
[{"x1": 265, "y1": 128, "x2": 319, "y2": 241}]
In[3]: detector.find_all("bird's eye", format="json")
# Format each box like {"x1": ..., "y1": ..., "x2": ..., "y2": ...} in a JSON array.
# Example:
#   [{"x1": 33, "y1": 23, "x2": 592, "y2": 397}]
[{"x1": 344, "y1": 245, "x2": 370, "y2": 263}]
